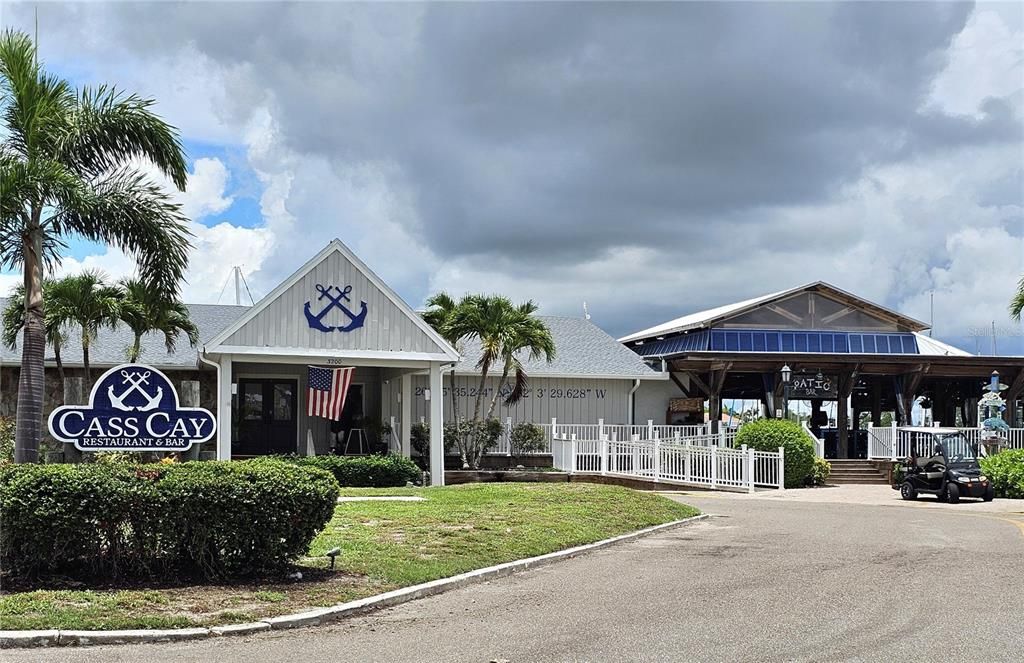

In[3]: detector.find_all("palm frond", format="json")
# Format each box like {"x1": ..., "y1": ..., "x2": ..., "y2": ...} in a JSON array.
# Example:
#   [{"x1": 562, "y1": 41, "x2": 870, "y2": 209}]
[
  {"x1": 62, "y1": 85, "x2": 188, "y2": 188},
  {"x1": 1011, "y1": 275, "x2": 1024, "y2": 322},
  {"x1": 51, "y1": 167, "x2": 192, "y2": 297}
]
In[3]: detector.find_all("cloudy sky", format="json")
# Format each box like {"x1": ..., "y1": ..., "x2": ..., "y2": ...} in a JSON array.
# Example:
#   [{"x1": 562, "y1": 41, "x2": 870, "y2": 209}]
[{"x1": 1, "y1": 1, "x2": 1022, "y2": 353}]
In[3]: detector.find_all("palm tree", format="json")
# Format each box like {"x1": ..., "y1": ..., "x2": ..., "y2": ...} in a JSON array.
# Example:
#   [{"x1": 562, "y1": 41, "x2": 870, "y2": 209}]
[
  {"x1": 2, "y1": 281, "x2": 69, "y2": 383},
  {"x1": 484, "y1": 301, "x2": 555, "y2": 419},
  {"x1": 1011, "y1": 276, "x2": 1024, "y2": 322},
  {"x1": 448, "y1": 294, "x2": 518, "y2": 422},
  {"x1": 119, "y1": 276, "x2": 199, "y2": 362},
  {"x1": 423, "y1": 292, "x2": 466, "y2": 421},
  {"x1": 0, "y1": 31, "x2": 191, "y2": 462},
  {"x1": 57, "y1": 271, "x2": 122, "y2": 384}
]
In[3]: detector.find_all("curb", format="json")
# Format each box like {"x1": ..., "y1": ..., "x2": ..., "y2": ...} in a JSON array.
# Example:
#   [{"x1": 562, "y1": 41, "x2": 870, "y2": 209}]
[{"x1": 0, "y1": 513, "x2": 707, "y2": 649}]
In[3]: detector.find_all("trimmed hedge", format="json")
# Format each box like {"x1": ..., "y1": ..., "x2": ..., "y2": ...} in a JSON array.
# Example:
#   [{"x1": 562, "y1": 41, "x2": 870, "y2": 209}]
[
  {"x1": 735, "y1": 419, "x2": 815, "y2": 488},
  {"x1": 0, "y1": 460, "x2": 338, "y2": 580},
  {"x1": 291, "y1": 454, "x2": 421, "y2": 487},
  {"x1": 980, "y1": 449, "x2": 1024, "y2": 499}
]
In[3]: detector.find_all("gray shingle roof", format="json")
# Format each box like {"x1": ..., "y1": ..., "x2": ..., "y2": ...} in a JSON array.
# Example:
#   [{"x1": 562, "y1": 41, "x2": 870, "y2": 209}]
[
  {"x1": 0, "y1": 298, "x2": 249, "y2": 368},
  {"x1": 1, "y1": 301, "x2": 660, "y2": 379},
  {"x1": 453, "y1": 316, "x2": 662, "y2": 379}
]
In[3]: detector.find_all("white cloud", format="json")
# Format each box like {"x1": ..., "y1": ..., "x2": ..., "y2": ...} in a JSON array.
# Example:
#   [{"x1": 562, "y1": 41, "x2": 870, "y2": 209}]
[{"x1": 928, "y1": 8, "x2": 1024, "y2": 117}]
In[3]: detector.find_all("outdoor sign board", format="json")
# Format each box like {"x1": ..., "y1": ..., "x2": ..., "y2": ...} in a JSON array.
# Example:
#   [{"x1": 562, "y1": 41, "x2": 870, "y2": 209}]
[
  {"x1": 669, "y1": 397, "x2": 704, "y2": 413},
  {"x1": 48, "y1": 364, "x2": 216, "y2": 452},
  {"x1": 789, "y1": 373, "x2": 837, "y2": 399}
]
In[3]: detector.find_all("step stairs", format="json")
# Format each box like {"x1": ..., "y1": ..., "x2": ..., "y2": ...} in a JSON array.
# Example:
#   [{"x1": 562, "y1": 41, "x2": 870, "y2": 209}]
[{"x1": 826, "y1": 459, "x2": 889, "y2": 485}]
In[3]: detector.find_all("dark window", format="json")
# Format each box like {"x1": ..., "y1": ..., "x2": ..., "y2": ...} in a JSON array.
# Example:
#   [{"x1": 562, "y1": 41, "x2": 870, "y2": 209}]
[
  {"x1": 808, "y1": 333, "x2": 820, "y2": 352},
  {"x1": 753, "y1": 332, "x2": 766, "y2": 351},
  {"x1": 739, "y1": 332, "x2": 753, "y2": 351}
]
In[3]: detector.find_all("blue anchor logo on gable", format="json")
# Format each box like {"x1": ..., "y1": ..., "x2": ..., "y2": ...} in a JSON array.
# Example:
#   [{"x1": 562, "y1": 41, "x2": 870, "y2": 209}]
[{"x1": 303, "y1": 284, "x2": 368, "y2": 333}]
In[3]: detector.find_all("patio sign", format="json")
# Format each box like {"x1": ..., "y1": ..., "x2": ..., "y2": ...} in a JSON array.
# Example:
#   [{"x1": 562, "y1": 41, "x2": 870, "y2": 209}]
[
  {"x1": 48, "y1": 364, "x2": 216, "y2": 452},
  {"x1": 303, "y1": 283, "x2": 368, "y2": 333},
  {"x1": 789, "y1": 372, "x2": 837, "y2": 399}
]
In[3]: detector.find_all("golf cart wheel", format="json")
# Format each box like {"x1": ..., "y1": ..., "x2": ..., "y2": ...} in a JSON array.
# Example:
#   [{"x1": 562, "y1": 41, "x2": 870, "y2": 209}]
[
  {"x1": 900, "y1": 482, "x2": 917, "y2": 501},
  {"x1": 946, "y1": 483, "x2": 960, "y2": 504},
  {"x1": 984, "y1": 485, "x2": 995, "y2": 502}
]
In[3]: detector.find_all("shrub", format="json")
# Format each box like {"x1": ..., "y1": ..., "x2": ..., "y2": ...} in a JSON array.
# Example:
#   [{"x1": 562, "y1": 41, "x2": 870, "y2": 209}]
[
  {"x1": 980, "y1": 449, "x2": 1024, "y2": 499},
  {"x1": 0, "y1": 459, "x2": 338, "y2": 580},
  {"x1": 509, "y1": 422, "x2": 547, "y2": 462},
  {"x1": 410, "y1": 421, "x2": 457, "y2": 469},
  {"x1": 735, "y1": 419, "x2": 815, "y2": 488},
  {"x1": 291, "y1": 454, "x2": 420, "y2": 487},
  {"x1": 808, "y1": 457, "x2": 831, "y2": 486},
  {"x1": 0, "y1": 416, "x2": 13, "y2": 464},
  {"x1": 447, "y1": 418, "x2": 503, "y2": 469}
]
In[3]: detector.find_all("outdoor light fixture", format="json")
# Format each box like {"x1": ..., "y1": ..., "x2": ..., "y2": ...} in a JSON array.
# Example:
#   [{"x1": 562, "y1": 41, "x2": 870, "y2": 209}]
[
  {"x1": 325, "y1": 547, "x2": 341, "y2": 569},
  {"x1": 780, "y1": 365, "x2": 792, "y2": 420}
]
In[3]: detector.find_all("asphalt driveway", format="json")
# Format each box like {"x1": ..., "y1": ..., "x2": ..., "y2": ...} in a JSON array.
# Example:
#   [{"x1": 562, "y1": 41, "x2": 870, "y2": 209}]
[{"x1": 10, "y1": 491, "x2": 1024, "y2": 663}]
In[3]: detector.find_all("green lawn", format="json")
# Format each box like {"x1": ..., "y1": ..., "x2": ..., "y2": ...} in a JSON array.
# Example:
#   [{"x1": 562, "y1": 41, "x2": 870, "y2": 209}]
[{"x1": 0, "y1": 483, "x2": 697, "y2": 630}]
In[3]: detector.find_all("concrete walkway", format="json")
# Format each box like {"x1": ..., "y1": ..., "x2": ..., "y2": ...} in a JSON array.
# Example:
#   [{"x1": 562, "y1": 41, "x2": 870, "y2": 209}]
[{"x1": 13, "y1": 491, "x2": 1024, "y2": 662}]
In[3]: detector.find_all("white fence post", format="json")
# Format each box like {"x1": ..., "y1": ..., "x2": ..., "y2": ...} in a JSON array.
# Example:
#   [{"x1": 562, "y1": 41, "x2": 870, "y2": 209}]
[
  {"x1": 598, "y1": 418, "x2": 605, "y2": 439},
  {"x1": 778, "y1": 446, "x2": 786, "y2": 491},
  {"x1": 711, "y1": 446, "x2": 718, "y2": 488},
  {"x1": 505, "y1": 417, "x2": 513, "y2": 456},
  {"x1": 600, "y1": 434, "x2": 608, "y2": 476},
  {"x1": 684, "y1": 444, "x2": 692, "y2": 483},
  {"x1": 890, "y1": 421, "x2": 898, "y2": 461},
  {"x1": 743, "y1": 444, "x2": 754, "y2": 494},
  {"x1": 631, "y1": 434, "x2": 640, "y2": 474},
  {"x1": 674, "y1": 430, "x2": 681, "y2": 445},
  {"x1": 718, "y1": 427, "x2": 726, "y2": 448},
  {"x1": 570, "y1": 434, "x2": 577, "y2": 473},
  {"x1": 647, "y1": 419, "x2": 654, "y2": 441},
  {"x1": 654, "y1": 438, "x2": 661, "y2": 482}
]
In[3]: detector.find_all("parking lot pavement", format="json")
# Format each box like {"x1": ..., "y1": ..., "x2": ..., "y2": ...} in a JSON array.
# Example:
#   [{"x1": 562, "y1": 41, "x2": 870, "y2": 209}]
[
  {"x1": 10, "y1": 491, "x2": 1024, "y2": 663},
  {"x1": 669, "y1": 483, "x2": 1024, "y2": 514}
]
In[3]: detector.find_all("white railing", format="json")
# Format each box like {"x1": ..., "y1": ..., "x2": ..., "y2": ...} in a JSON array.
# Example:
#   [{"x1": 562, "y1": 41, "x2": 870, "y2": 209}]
[
  {"x1": 551, "y1": 433, "x2": 785, "y2": 493},
  {"x1": 867, "y1": 423, "x2": 895, "y2": 459},
  {"x1": 867, "y1": 424, "x2": 1024, "y2": 459},
  {"x1": 801, "y1": 421, "x2": 825, "y2": 458}
]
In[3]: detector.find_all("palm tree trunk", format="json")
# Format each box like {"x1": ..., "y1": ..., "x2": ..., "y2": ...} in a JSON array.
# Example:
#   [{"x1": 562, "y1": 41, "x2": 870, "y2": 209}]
[
  {"x1": 486, "y1": 359, "x2": 511, "y2": 420},
  {"x1": 82, "y1": 329, "x2": 91, "y2": 385},
  {"x1": 472, "y1": 360, "x2": 490, "y2": 422},
  {"x1": 53, "y1": 336, "x2": 65, "y2": 384},
  {"x1": 130, "y1": 333, "x2": 141, "y2": 363},
  {"x1": 14, "y1": 224, "x2": 45, "y2": 464}
]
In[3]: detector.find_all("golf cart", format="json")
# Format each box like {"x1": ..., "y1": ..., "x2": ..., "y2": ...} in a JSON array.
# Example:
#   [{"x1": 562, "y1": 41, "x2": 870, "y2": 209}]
[{"x1": 895, "y1": 428, "x2": 994, "y2": 503}]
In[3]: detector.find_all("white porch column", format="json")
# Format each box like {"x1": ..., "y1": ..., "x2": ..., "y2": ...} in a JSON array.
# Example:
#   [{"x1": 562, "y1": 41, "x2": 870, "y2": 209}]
[
  {"x1": 401, "y1": 372, "x2": 412, "y2": 457},
  {"x1": 429, "y1": 362, "x2": 445, "y2": 486},
  {"x1": 216, "y1": 354, "x2": 233, "y2": 460}
]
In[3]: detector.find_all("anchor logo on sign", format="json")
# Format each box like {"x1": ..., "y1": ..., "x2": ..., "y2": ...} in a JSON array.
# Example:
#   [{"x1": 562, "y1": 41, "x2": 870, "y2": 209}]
[
  {"x1": 303, "y1": 284, "x2": 368, "y2": 333},
  {"x1": 107, "y1": 370, "x2": 163, "y2": 412}
]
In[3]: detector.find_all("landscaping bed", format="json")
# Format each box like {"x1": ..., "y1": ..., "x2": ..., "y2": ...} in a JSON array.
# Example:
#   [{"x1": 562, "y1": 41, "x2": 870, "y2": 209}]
[{"x1": 0, "y1": 483, "x2": 697, "y2": 631}]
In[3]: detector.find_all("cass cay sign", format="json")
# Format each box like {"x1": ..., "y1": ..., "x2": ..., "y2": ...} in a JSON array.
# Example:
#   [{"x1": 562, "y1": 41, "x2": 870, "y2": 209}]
[{"x1": 48, "y1": 364, "x2": 216, "y2": 452}]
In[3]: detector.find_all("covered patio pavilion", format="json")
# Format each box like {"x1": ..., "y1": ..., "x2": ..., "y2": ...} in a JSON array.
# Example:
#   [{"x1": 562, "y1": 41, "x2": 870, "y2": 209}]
[{"x1": 621, "y1": 282, "x2": 1024, "y2": 459}]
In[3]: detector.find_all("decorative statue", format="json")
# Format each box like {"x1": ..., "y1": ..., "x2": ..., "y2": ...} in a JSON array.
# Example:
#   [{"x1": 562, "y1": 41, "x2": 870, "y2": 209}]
[{"x1": 979, "y1": 373, "x2": 1009, "y2": 455}]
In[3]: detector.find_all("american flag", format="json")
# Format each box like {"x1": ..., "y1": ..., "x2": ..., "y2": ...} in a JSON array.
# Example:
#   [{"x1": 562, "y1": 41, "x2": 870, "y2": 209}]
[{"x1": 307, "y1": 366, "x2": 355, "y2": 420}]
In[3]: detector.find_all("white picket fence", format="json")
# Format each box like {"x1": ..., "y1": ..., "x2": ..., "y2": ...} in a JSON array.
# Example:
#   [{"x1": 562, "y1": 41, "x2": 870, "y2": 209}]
[
  {"x1": 867, "y1": 423, "x2": 1024, "y2": 460},
  {"x1": 551, "y1": 432, "x2": 785, "y2": 493},
  {"x1": 457, "y1": 418, "x2": 737, "y2": 456}
]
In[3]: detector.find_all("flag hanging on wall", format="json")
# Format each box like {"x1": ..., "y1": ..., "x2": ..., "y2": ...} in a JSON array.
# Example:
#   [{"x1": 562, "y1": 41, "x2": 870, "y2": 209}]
[{"x1": 307, "y1": 366, "x2": 355, "y2": 421}]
